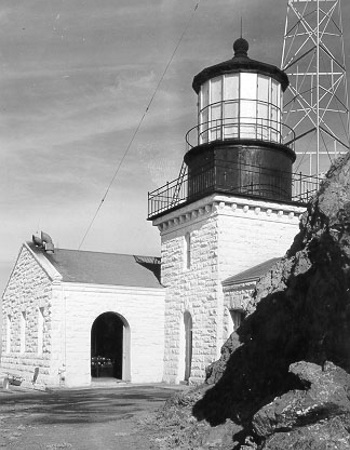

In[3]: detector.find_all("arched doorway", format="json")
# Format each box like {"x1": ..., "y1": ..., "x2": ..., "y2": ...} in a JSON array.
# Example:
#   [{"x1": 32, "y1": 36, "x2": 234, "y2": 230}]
[
  {"x1": 91, "y1": 312, "x2": 130, "y2": 380},
  {"x1": 184, "y1": 311, "x2": 193, "y2": 382}
]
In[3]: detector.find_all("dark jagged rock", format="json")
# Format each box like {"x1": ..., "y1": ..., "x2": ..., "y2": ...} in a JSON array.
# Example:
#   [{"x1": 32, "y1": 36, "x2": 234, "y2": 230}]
[
  {"x1": 252, "y1": 362, "x2": 350, "y2": 438},
  {"x1": 263, "y1": 415, "x2": 350, "y2": 450},
  {"x1": 192, "y1": 153, "x2": 350, "y2": 448}
]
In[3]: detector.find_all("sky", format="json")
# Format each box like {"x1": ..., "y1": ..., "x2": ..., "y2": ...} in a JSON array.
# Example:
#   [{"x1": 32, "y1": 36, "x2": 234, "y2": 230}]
[{"x1": 1, "y1": 0, "x2": 350, "y2": 294}]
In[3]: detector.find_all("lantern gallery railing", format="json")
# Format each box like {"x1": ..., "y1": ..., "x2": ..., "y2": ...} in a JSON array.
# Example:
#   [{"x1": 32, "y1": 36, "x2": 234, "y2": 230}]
[
  {"x1": 186, "y1": 115, "x2": 296, "y2": 151},
  {"x1": 147, "y1": 162, "x2": 320, "y2": 219}
]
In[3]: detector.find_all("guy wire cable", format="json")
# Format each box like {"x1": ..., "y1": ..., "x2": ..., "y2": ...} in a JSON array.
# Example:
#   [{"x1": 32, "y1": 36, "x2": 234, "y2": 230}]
[{"x1": 78, "y1": 0, "x2": 202, "y2": 250}]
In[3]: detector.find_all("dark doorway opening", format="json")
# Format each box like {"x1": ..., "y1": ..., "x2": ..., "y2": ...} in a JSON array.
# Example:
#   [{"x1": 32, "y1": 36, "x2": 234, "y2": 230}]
[{"x1": 91, "y1": 312, "x2": 124, "y2": 379}]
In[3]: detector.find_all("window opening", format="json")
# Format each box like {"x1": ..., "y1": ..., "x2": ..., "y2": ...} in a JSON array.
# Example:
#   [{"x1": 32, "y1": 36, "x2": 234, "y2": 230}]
[
  {"x1": 184, "y1": 311, "x2": 193, "y2": 382},
  {"x1": 38, "y1": 307, "x2": 44, "y2": 355},
  {"x1": 230, "y1": 309, "x2": 244, "y2": 332},
  {"x1": 6, "y1": 315, "x2": 12, "y2": 353},
  {"x1": 20, "y1": 311, "x2": 26, "y2": 354},
  {"x1": 185, "y1": 233, "x2": 191, "y2": 269}
]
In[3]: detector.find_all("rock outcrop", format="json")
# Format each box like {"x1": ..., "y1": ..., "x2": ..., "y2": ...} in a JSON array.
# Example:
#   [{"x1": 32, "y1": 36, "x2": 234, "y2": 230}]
[{"x1": 193, "y1": 153, "x2": 350, "y2": 448}]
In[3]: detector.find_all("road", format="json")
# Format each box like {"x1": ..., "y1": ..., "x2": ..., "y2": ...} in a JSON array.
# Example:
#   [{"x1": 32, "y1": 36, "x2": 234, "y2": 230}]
[{"x1": 0, "y1": 384, "x2": 182, "y2": 449}]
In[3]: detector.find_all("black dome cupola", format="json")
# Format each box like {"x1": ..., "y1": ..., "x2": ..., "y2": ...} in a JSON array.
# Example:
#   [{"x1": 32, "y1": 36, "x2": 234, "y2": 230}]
[
  {"x1": 185, "y1": 38, "x2": 295, "y2": 203},
  {"x1": 192, "y1": 38, "x2": 289, "y2": 93}
]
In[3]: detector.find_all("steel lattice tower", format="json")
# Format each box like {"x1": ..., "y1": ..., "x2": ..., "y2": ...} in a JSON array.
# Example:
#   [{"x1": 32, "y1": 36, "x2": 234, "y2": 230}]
[{"x1": 281, "y1": 0, "x2": 350, "y2": 177}]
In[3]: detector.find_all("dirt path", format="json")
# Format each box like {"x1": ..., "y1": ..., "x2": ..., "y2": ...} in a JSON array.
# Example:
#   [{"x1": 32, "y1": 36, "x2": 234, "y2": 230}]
[{"x1": 0, "y1": 385, "x2": 181, "y2": 449}]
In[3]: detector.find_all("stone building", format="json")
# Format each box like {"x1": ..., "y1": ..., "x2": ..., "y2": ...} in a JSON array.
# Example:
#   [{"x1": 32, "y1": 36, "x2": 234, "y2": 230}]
[
  {"x1": 1, "y1": 241, "x2": 164, "y2": 388},
  {"x1": 1, "y1": 38, "x2": 311, "y2": 388},
  {"x1": 222, "y1": 257, "x2": 281, "y2": 335},
  {"x1": 148, "y1": 38, "x2": 306, "y2": 384}
]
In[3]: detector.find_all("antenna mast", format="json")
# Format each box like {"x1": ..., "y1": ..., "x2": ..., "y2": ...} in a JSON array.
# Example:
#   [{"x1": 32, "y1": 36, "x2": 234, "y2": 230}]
[{"x1": 281, "y1": 0, "x2": 350, "y2": 178}]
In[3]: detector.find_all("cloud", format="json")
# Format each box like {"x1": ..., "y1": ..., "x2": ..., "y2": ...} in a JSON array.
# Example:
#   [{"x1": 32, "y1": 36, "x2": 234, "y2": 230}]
[{"x1": 1, "y1": 0, "x2": 349, "y2": 291}]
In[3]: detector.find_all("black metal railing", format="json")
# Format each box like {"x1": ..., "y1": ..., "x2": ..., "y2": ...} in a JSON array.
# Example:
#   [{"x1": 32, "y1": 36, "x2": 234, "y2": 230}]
[
  {"x1": 148, "y1": 162, "x2": 320, "y2": 219},
  {"x1": 186, "y1": 115, "x2": 296, "y2": 151}
]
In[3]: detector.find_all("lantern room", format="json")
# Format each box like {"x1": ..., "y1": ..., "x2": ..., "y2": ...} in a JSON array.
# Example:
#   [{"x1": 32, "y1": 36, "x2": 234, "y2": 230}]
[
  {"x1": 193, "y1": 38, "x2": 287, "y2": 145},
  {"x1": 185, "y1": 38, "x2": 296, "y2": 203}
]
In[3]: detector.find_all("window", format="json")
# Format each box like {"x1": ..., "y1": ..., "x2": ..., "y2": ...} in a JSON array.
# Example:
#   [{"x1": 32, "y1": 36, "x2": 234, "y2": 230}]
[
  {"x1": 257, "y1": 75, "x2": 269, "y2": 103},
  {"x1": 224, "y1": 74, "x2": 239, "y2": 100},
  {"x1": 271, "y1": 80, "x2": 281, "y2": 141},
  {"x1": 211, "y1": 77, "x2": 222, "y2": 103},
  {"x1": 240, "y1": 73, "x2": 258, "y2": 139},
  {"x1": 6, "y1": 315, "x2": 12, "y2": 353},
  {"x1": 38, "y1": 307, "x2": 44, "y2": 355},
  {"x1": 199, "y1": 81, "x2": 210, "y2": 143},
  {"x1": 185, "y1": 233, "x2": 191, "y2": 269},
  {"x1": 257, "y1": 75, "x2": 270, "y2": 140},
  {"x1": 20, "y1": 311, "x2": 26, "y2": 354},
  {"x1": 230, "y1": 309, "x2": 244, "y2": 332},
  {"x1": 223, "y1": 74, "x2": 240, "y2": 139},
  {"x1": 198, "y1": 72, "x2": 283, "y2": 145},
  {"x1": 240, "y1": 72, "x2": 257, "y2": 100}
]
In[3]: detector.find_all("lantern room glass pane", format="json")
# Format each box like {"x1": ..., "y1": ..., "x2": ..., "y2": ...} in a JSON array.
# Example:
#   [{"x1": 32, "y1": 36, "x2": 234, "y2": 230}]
[
  {"x1": 200, "y1": 81, "x2": 209, "y2": 110},
  {"x1": 270, "y1": 106, "x2": 279, "y2": 142},
  {"x1": 240, "y1": 73, "x2": 257, "y2": 99},
  {"x1": 210, "y1": 104, "x2": 222, "y2": 140},
  {"x1": 199, "y1": 106, "x2": 209, "y2": 144},
  {"x1": 240, "y1": 102, "x2": 257, "y2": 138},
  {"x1": 224, "y1": 102, "x2": 239, "y2": 138},
  {"x1": 199, "y1": 81, "x2": 210, "y2": 144},
  {"x1": 257, "y1": 75, "x2": 269, "y2": 103},
  {"x1": 240, "y1": 73, "x2": 257, "y2": 139},
  {"x1": 211, "y1": 77, "x2": 222, "y2": 104},
  {"x1": 271, "y1": 80, "x2": 279, "y2": 107},
  {"x1": 224, "y1": 74, "x2": 239, "y2": 100},
  {"x1": 257, "y1": 103, "x2": 269, "y2": 139}
]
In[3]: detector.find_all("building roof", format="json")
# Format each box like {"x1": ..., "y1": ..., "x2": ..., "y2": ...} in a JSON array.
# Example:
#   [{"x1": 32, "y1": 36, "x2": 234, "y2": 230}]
[
  {"x1": 28, "y1": 242, "x2": 162, "y2": 289},
  {"x1": 192, "y1": 39, "x2": 289, "y2": 94},
  {"x1": 222, "y1": 257, "x2": 281, "y2": 287}
]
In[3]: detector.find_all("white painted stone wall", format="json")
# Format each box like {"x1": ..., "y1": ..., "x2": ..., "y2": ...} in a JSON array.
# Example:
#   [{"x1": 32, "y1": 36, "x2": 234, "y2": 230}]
[
  {"x1": 153, "y1": 194, "x2": 305, "y2": 384},
  {"x1": 1, "y1": 243, "x2": 165, "y2": 388},
  {"x1": 60, "y1": 283, "x2": 165, "y2": 387},
  {"x1": 159, "y1": 206, "x2": 220, "y2": 384},
  {"x1": 1, "y1": 244, "x2": 59, "y2": 388}
]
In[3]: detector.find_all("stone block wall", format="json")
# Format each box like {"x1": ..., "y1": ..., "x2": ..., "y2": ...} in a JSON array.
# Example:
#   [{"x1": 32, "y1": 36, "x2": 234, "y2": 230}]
[
  {"x1": 1, "y1": 245, "x2": 57, "y2": 388},
  {"x1": 160, "y1": 206, "x2": 220, "y2": 384},
  {"x1": 1, "y1": 243, "x2": 166, "y2": 389},
  {"x1": 153, "y1": 194, "x2": 305, "y2": 384},
  {"x1": 223, "y1": 281, "x2": 256, "y2": 340},
  {"x1": 57, "y1": 283, "x2": 165, "y2": 387},
  {"x1": 216, "y1": 197, "x2": 304, "y2": 348}
]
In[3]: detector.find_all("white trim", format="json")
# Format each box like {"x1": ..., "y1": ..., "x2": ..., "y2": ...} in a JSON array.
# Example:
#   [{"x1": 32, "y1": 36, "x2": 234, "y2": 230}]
[
  {"x1": 154, "y1": 194, "x2": 306, "y2": 235},
  {"x1": 58, "y1": 281, "x2": 165, "y2": 296},
  {"x1": 24, "y1": 242, "x2": 62, "y2": 283}
]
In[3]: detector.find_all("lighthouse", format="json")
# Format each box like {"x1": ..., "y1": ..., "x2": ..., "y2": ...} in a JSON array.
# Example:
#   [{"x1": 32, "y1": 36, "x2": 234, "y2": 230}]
[
  {"x1": 187, "y1": 37, "x2": 295, "y2": 203},
  {"x1": 149, "y1": 38, "x2": 306, "y2": 385}
]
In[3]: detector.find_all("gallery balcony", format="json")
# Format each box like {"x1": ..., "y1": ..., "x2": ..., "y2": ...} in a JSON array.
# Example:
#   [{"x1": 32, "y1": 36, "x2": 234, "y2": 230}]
[{"x1": 147, "y1": 160, "x2": 320, "y2": 220}]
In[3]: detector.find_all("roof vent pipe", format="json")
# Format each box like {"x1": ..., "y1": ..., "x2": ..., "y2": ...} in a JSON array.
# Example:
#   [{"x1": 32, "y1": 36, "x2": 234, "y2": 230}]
[
  {"x1": 41, "y1": 231, "x2": 54, "y2": 254},
  {"x1": 32, "y1": 234, "x2": 43, "y2": 248}
]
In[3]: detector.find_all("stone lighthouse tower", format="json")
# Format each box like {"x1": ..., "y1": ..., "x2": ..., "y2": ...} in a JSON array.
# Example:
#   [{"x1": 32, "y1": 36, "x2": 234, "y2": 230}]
[{"x1": 148, "y1": 38, "x2": 306, "y2": 384}]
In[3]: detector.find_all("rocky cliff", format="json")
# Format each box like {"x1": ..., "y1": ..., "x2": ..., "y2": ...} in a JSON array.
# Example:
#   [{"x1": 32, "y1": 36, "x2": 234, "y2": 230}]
[{"x1": 192, "y1": 153, "x2": 350, "y2": 448}]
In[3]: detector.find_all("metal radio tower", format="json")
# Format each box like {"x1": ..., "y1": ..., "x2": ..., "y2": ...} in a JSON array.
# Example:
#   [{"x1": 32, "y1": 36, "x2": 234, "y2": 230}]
[{"x1": 281, "y1": 0, "x2": 350, "y2": 177}]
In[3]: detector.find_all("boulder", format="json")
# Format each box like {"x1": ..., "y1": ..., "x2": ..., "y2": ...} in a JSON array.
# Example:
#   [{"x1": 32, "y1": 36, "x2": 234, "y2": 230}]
[{"x1": 252, "y1": 362, "x2": 350, "y2": 439}]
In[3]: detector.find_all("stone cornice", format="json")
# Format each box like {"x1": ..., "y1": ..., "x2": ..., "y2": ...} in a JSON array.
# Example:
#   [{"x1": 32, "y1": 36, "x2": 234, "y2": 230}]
[{"x1": 153, "y1": 194, "x2": 306, "y2": 234}]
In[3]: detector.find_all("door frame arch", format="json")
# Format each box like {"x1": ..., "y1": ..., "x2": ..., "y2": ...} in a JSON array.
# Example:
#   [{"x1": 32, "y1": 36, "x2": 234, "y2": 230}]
[
  {"x1": 178, "y1": 310, "x2": 193, "y2": 383},
  {"x1": 90, "y1": 311, "x2": 131, "y2": 381}
]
